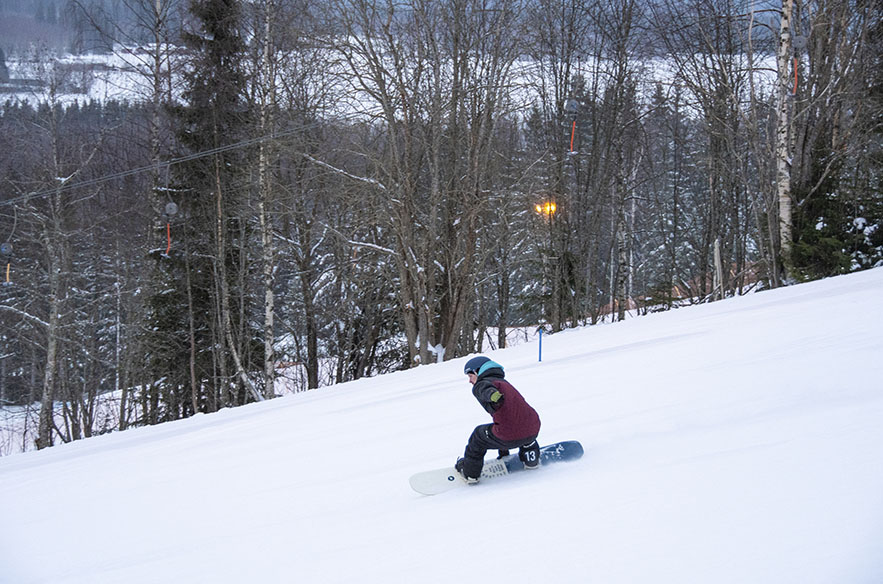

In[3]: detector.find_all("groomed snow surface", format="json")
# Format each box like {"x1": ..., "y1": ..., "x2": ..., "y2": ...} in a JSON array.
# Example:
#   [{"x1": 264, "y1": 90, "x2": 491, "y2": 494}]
[{"x1": 2, "y1": 268, "x2": 882, "y2": 584}]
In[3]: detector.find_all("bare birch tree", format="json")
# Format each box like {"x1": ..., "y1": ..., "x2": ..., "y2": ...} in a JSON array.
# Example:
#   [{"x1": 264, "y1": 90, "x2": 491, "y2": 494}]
[{"x1": 775, "y1": 0, "x2": 795, "y2": 283}]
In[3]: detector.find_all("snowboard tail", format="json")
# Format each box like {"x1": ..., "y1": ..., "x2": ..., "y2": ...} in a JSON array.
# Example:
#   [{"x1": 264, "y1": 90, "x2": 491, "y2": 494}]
[{"x1": 409, "y1": 440, "x2": 583, "y2": 496}]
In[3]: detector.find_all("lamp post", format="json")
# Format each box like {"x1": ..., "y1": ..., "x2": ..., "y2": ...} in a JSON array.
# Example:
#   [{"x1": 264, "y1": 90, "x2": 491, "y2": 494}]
[{"x1": 534, "y1": 198, "x2": 557, "y2": 330}]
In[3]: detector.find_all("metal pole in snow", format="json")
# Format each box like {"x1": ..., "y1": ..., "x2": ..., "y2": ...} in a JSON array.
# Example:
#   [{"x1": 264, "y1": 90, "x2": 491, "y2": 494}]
[{"x1": 538, "y1": 327, "x2": 543, "y2": 362}]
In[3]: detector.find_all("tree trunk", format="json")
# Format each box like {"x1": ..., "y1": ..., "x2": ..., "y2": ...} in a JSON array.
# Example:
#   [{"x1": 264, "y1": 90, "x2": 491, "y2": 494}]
[
  {"x1": 36, "y1": 282, "x2": 60, "y2": 449},
  {"x1": 258, "y1": 0, "x2": 277, "y2": 398},
  {"x1": 214, "y1": 157, "x2": 263, "y2": 404},
  {"x1": 37, "y1": 196, "x2": 64, "y2": 450},
  {"x1": 775, "y1": 0, "x2": 795, "y2": 284},
  {"x1": 713, "y1": 237, "x2": 725, "y2": 301}
]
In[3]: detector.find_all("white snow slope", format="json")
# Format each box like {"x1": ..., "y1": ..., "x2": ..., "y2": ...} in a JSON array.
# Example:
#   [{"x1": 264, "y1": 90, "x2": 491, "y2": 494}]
[{"x1": 2, "y1": 269, "x2": 882, "y2": 584}]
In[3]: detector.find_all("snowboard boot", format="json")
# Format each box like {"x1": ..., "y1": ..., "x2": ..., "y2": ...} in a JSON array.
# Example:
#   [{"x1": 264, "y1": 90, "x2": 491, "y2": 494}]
[
  {"x1": 455, "y1": 457, "x2": 480, "y2": 484},
  {"x1": 519, "y1": 441, "x2": 541, "y2": 469}
]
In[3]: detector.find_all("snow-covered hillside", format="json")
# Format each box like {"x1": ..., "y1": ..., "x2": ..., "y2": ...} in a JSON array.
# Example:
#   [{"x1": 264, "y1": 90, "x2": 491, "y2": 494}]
[{"x1": 1, "y1": 269, "x2": 882, "y2": 584}]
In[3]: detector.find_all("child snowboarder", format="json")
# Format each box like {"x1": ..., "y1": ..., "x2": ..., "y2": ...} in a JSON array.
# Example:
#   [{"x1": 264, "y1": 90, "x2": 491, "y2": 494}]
[{"x1": 455, "y1": 356, "x2": 541, "y2": 483}]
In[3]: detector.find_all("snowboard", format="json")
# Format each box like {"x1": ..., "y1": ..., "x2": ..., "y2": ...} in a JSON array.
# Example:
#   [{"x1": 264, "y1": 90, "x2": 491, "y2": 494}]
[{"x1": 409, "y1": 440, "x2": 583, "y2": 496}]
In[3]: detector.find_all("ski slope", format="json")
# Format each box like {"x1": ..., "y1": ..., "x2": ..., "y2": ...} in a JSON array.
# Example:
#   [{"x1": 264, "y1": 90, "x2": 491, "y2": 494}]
[{"x1": 2, "y1": 269, "x2": 882, "y2": 584}]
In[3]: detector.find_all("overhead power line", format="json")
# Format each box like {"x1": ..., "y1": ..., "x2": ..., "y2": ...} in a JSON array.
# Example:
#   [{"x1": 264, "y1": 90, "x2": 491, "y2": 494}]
[{"x1": 0, "y1": 121, "x2": 326, "y2": 210}]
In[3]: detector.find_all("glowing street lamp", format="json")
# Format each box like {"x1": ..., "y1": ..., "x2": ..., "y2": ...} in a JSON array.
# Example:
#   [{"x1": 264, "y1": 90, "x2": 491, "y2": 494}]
[{"x1": 535, "y1": 201, "x2": 557, "y2": 216}]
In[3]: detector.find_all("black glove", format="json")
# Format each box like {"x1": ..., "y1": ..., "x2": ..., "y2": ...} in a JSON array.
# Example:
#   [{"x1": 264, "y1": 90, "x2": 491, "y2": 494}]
[{"x1": 496, "y1": 449, "x2": 510, "y2": 459}]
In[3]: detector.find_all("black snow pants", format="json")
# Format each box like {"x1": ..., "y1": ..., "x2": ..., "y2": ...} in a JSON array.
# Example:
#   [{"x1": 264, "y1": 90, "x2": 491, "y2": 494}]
[{"x1": 461, "y1": 423, "x2": 539, "y2": 479}]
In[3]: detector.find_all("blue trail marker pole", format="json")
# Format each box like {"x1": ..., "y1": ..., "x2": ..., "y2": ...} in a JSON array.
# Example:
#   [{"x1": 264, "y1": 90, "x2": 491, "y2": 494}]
[{"x1": 537, "y1": 327, "x2": 543, "y2": 362}]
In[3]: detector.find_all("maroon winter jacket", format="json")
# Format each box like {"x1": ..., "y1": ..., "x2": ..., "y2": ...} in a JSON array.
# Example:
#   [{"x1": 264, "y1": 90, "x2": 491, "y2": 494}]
[{"x1": 472, "y1": 370, "x2": 541, "y2": 442}]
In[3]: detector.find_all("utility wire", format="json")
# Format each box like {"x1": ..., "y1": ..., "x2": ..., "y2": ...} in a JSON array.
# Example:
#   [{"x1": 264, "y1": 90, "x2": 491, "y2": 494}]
[{"x1": 0, "y1": 120, "x2": 325, "y2": 209}]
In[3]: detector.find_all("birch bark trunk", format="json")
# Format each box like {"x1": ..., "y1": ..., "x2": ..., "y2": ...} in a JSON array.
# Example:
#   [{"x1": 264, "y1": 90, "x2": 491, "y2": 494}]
[
  {"x1": 775, "y1": 0, "x2": 795, "y2": 284},
  {"x1": 36, "y1": 251, "x2": 60, "y2": 449},
  {"x1": 258, "y1": 0, "x2": 277, "y2": 398}
]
